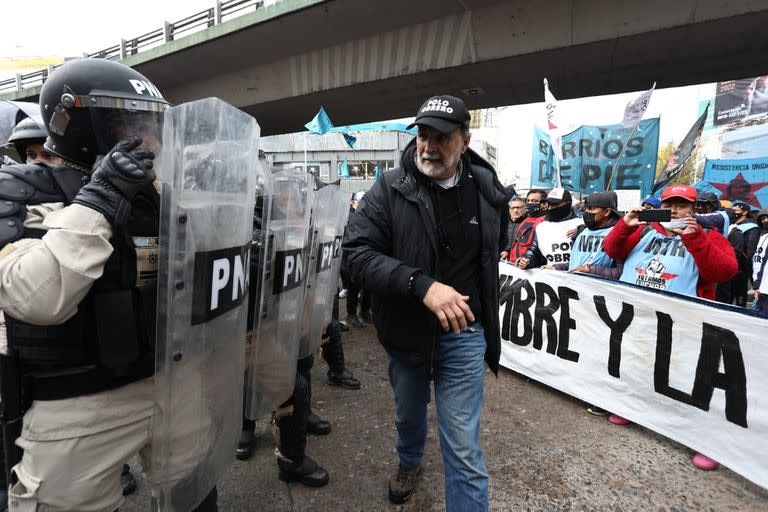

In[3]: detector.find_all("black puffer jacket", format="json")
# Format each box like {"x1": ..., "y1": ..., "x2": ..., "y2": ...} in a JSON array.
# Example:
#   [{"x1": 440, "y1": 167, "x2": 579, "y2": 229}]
[{"x1": 342, "y1": 139, "x2": 510, "y2": 375}]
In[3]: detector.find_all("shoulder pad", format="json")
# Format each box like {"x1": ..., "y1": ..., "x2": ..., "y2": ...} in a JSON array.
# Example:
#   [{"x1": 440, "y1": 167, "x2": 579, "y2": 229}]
[
  {"x1": 0, "y1": 164, "x2": 64, "y2": 204},
  {"x1": 0, "y1": 199, "x2": 26, "y2": 247}
]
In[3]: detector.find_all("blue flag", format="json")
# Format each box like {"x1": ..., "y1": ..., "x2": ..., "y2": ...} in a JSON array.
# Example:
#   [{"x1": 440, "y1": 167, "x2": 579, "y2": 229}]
[
  {"x1": 305, "y1": 107, "x2": 333, "y2": 135},
  {"x1": 374, "y1": 166, "x2": 381, "y2": 179},
  {"x1": 343, "y1": 133, "x2": 357, "y2": 148},
  {"x1": 339, "y1": 159, "x2": 350, "y2": 179},
  {"x1": 531, "y1": 118, "x2": 660, "y2": 197}
]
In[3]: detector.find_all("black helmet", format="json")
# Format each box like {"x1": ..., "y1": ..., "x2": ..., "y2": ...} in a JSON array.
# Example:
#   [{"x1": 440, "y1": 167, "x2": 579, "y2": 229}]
[
  {"x1": 40, "y1": 58, "x2": 169, "y2": 167},
  {"x1": 8, "y1": 116, "x2": 46, "y2": 160}
]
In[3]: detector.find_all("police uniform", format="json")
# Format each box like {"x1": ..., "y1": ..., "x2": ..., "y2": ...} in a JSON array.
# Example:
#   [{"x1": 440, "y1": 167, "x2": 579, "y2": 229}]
[{"x1": 0, "y1": 59, "x2": 217, "y2": 511}]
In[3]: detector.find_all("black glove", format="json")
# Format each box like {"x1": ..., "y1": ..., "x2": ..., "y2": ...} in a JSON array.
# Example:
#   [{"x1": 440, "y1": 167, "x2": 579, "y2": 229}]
[{"x1": 73, "y1": 137, "x2": 156, "y2": 225}]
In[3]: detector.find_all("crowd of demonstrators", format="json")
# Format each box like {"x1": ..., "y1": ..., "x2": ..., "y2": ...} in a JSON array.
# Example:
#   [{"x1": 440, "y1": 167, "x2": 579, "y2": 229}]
[
  {"x1": 501, "y1": 189, "x2": 548, "y2": 263},
  {"x1": 517, "y1": 188, "x2": 583, "y2": 269},
  {"x1": 344, "y1": 95, "x2": 509, "y2": 511}
]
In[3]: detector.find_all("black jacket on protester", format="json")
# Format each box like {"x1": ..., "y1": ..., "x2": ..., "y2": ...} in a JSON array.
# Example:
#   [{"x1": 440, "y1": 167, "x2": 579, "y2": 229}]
[{"x1": 342, "y1": 139, "x2": 510, "y2": 375}]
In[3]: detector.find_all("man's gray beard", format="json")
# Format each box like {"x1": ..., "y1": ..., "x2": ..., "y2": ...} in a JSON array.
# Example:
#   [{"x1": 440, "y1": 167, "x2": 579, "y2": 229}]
[{"x1": 414, "y1": 152, "x2": 457, "y2": 180}]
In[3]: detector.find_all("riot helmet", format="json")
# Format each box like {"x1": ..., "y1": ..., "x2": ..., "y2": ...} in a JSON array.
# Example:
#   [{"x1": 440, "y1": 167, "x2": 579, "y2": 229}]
[
  {"x1": 8, "y1": 116, "x2": 46, "y2": 161},
  {"x1": 39, "y1": 58, "x2": 169, "y2": 167}
]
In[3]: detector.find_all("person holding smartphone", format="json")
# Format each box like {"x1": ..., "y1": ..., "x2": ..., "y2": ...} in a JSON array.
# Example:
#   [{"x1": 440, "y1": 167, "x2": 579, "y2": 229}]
[{"x1": 603, "y1": 185, "x2": 737, "y2": 470}]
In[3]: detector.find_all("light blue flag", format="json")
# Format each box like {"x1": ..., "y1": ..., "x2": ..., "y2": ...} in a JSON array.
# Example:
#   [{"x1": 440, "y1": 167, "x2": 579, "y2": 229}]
[
  {"x1": 343, "y1": 133, "x2": 357, "y2": 148},
  {"x1": 374, "y1": 166, "x2": 381, "y2": 179},
  {"x1": 305, "y1": 107, "x2": 334, "y2": 134},
  {"x1": 339, "y1": 159, "x2": 350, "y2": 179}
]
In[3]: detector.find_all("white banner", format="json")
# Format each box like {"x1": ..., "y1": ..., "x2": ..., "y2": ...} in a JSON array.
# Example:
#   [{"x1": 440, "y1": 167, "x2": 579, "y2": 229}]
[{"x1": 498, "y1": 263, "x2": 768, "y2": 489}]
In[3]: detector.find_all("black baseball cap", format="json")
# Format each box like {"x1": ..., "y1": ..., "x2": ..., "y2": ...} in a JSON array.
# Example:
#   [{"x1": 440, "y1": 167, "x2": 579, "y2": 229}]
[
  {"x1": 407, "y1": 95, "x2": 471, "y2": 134},
  {"x1": 584, "y1": 191, "x2": 618, "y2": 211},
  {"x1": 696, "y1": 191, "x2": 719, "y2": 206}
]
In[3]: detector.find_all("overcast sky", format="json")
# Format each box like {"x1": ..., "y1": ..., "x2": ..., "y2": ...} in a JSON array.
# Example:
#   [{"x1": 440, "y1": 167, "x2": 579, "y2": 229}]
[{"x1": 2, "y1": 0, "x2": 720, "y2": 185}]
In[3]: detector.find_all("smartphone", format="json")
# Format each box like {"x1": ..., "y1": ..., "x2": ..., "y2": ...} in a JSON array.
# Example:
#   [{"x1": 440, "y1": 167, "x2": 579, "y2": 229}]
[{"x1": 638, "y1": 208, "x2": 672, "y2": 223}]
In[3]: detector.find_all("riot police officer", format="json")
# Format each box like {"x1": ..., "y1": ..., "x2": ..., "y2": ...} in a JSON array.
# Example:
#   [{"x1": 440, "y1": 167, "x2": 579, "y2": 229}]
[
  {"x1": 6, "y1": 116, "x2": 62, "y2": 166},
  {"x1": 0, "y1": 59, "x2": 215, "y2": 511}
]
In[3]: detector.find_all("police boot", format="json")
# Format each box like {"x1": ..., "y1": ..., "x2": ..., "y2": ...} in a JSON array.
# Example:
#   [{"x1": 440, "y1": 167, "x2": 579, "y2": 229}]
[
  {"x1": 298, "y1": 354, "x2": 331, "y2": 435},
  {"x1": 190, "y1": 486, "x2": 218, "y2": 511},
  {"x1": 236, "y1": 417, "x2": 257, "y2": 460},
  {"x1": 360, "y1": 309, "x2": 374, "y2": 324},
  {"x1": 306, "y1": 412, "x2": 331, "y2": 435},
  {"x1": 121, "y1": 464, "x2": 137, "y2": 496},
  {"x1": 321, "y1": 330, "x2": 361, "y2": 390},
  {"x1": 277, "y1": 454, "x2": 329, "y2": 487},
  {"x1": 343, "y1": 313, "x2": 363, "y2": 328}
]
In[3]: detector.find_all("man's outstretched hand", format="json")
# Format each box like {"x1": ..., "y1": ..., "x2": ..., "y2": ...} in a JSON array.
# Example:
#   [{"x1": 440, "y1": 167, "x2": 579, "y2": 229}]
[{"x1": 422, "y1": 281, "x2": 475, "y2": 334}]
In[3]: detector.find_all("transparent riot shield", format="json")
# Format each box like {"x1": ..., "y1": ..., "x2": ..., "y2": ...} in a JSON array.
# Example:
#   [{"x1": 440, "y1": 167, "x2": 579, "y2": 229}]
[
  {"x1": 153, "y1": 98, "x2": 259, "y2": 511},
  {"x1": 298, "y1": 183, "x2": 347, "y2": 357},
  {"x1": 244, "y1": 168, "x2": 314, "y2": 419}
]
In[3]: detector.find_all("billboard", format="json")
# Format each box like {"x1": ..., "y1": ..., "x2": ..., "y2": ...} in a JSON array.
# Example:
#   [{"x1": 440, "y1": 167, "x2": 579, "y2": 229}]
[{"x1": 714, "y1": 77, "x2": 768, "y2": 126}]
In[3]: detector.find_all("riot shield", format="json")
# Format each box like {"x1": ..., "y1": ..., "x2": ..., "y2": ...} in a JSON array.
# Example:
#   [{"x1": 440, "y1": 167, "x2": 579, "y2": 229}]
[
  {"x1": 153, "y1": 97, "x2": 259, "y2": 511},
  {"x1": 298, "y1": 183, "x2": 348, "y2": 357},
  {"x1": 244, "y1": 168, "x2": 314, "y2": 419}
]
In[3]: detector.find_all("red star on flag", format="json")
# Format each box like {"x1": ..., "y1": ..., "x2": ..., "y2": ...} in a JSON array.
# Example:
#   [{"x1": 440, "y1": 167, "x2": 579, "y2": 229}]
[{"x1": 709, "y1": 172, "x2": 768, "y2": 209}]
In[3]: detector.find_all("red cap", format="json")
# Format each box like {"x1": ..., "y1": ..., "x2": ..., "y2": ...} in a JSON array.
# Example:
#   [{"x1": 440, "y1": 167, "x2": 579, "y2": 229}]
[{"x1": 661, "y1": 185, "x2": 697, "y2": 203}]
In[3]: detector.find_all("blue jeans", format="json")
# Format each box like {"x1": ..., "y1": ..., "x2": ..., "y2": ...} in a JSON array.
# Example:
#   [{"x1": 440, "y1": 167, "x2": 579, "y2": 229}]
[{"x1": 388, "y1": 323, "x2": 489, "y2": 512}]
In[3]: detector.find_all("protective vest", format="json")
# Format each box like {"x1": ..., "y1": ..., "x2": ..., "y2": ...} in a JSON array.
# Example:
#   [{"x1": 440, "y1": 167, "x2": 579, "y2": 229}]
[
  {"x1": 507, "y1": 215, "x2": 544, "y2": 261},
  {"x1": 569, "y1": 226, "x2": 615, "y2": 270},
  {"x1": 0, "y1": 163, "x2": 158, "y2": 401},
  {"x1": 536, "y1": 217, "x2": 583, "y2": 264},
  {"x1": 620, "y1": 227, "x2": 698, "y2": 297}
]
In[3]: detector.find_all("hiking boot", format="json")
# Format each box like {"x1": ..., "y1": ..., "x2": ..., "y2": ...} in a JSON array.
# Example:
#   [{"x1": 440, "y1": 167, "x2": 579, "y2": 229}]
[
  {"x1": 388, "y1": 463, "x2": 423, "y2": 504},
  {"x1": 328, "y1": 367, "x2": 361, "y2": 390},
  {"x1": 121, "y1": 464, "x2": 137, "y2": 496},
  {"x1": 360, "y1": 309, "x2": 374, "y2": 324},
  {"x1": 236, "y1": 428, "x2": 256, "y2": 460},
  {"x1": 344, "y1": 314, "x2": 363, "y2": 328},
  {"x1": 586, "y1": 405, "x2": 608, "y2": 416},
  {"x1": 278, "y1": 454, "x2": 330, "y2": 487},
  {"x1": 306, "y1": 412, "x2": 331, "y2": 435}
]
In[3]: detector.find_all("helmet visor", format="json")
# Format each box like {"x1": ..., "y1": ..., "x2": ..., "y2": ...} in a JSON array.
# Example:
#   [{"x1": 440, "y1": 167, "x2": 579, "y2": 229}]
[{"x1": 90, "y1": 109, "x2": 164, "y2": 156}]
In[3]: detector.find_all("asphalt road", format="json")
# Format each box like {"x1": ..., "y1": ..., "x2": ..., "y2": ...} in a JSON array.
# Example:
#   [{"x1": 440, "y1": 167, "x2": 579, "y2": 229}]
[{"x1": 122, "y1": 322, "x2": 768, "y2": 511}]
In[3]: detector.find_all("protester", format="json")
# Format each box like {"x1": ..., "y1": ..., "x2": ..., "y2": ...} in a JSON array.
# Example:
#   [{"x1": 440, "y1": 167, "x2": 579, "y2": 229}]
[
  {"x1": 557, "y1": 191, "x2": 622, "y2": 278},
  {"x1": 343, "y1": 94, "x2": 508, "y2": 510},
  {"x1": 603, "y1": 184, "x2": 737, "y2": 469},
  {"x1": 751, "y1": 208, "x2": 768, "y2": 311},
  {"x1": 517, "y1": 188, "x2": 583, "y2": 269},
  {"x1": 549, "y1": 191, "x2": 622, "y2": 417},
  {"x1": 502, "y1": 189, "x2": 547, "y2": 262},
  {"x1": 641, "y1": 196, "x2": 660, "y2": 209},
  {"x1": 716, "y1": 208, "x2": 749, "y2": 306},
  {"x1": 500, "y1": 196, "x2": 526, "y2": 259},
  {"x1": 732, "y1": 201, "x2": 761, "y2": 294}
]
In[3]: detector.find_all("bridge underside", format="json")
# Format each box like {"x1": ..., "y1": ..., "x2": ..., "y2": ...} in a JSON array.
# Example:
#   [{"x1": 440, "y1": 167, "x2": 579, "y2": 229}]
[{"x1": 234, "y1": 10, "x2": 767, "y2": 135}]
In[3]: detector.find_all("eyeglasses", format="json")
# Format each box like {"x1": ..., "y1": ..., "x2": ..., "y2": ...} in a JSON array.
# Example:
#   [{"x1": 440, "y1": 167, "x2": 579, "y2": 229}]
[{"x1": 509, "y1": 206, "x2": 524, "y2": 210}]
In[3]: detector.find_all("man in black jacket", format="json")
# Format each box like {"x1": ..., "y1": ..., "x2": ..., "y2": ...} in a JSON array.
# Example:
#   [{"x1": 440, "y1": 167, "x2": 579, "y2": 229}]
[{"x1": 343, "y1": 95, "x2": 509, "y2": 511}]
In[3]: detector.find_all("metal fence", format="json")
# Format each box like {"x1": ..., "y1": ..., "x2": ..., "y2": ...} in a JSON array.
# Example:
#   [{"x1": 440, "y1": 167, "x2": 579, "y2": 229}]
[{"x1": 0, "y1": 0, "x2": 282, "y2": 95}]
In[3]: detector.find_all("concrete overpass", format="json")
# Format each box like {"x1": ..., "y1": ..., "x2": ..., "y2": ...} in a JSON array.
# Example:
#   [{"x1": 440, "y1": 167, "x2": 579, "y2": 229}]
[{"x1": 4, "y1": 0, "x2": 768, "y2": 135}]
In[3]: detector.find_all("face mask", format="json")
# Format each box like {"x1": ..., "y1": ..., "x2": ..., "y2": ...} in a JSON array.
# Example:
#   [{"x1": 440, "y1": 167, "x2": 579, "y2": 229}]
[
  {"x1": 582, "y1": 212, "x2": 598, "y2": 229},
  {"x1": 525, "y1": 203, "x2": 540, "y2": 215},
  {"x1": 546, "y1": 204, "x2": 571, "y2": 222},
  {"x1": 660, "y1": 218, "x2": 688, "y2": 231}
]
